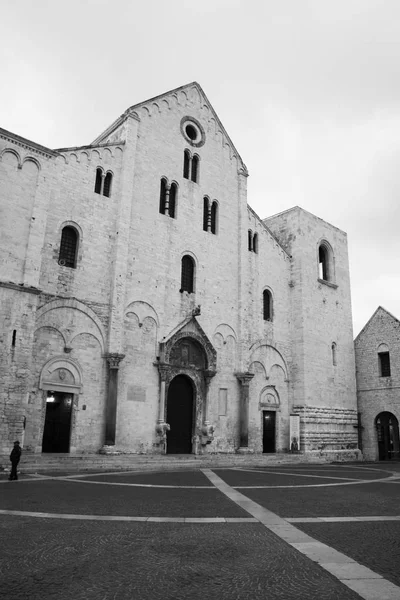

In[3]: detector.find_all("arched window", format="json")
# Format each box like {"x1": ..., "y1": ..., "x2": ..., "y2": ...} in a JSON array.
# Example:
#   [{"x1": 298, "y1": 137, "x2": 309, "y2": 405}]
[
  {"x1": 263, "y1": 290, "x2": 272, "y2": 321},
  {"x1": 169, "y1": 183, "x2": 177, "y2": 219},
  {"x1": 203, "y1": 197, "x2": 209, "y2": 232},
  {"x1": 211, "y1": 201, "x2": 217, "y2": 234},
  {"x1": 191, "y1": 155, "x2": 199, "y2": 183},
  {"x1": 332, "y1": 342, "x2": 337, "y2": 366},
  {"x1": 94, "y1": 168, "x2": 102, "y2": 194},
  {"x1": 181, "y1": 255, "x2": 194, "y2": 293},
  {"x1": 253, "y1": 233, "x2": 258, "y2": 253},
  {"x1": 318, "y1": 245, "x2": 328, "y2": 280},
  {"x1": 103, "y1": 172, "x2": 112, "y2": 197},
  {"x1": 318, "y1": 242, "x2": 334, "y2": 282},
  {"x1": 248, "y1": 230, "x2": 253, "y2": 251},
  {"x1": 159, "y1": 178, "x2": 167, "y2": 214},
  {"x1": 183, "y1": 150, "x2": 190, "y2": 179},
  {"x1": 59, "y1": 226, "x2": 78, "y2": 268}
]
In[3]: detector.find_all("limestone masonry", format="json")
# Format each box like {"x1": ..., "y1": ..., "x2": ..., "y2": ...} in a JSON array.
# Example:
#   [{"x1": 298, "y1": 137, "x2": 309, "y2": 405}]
[
  {"x1": 0, "y1": 82, "x2": 359, "y2": 457},
  {"x1": 355, "y1": 307, "x2": 400, "y2": 461}
]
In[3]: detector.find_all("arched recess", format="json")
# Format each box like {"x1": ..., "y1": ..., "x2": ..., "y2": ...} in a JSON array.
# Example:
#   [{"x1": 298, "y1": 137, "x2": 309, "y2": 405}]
[
  {"x1": 124, "y1": 300, "x2": 159, "y2": 329},
  {"x1": 39, "y1": 356, "x2": 83, "y2": 394},
  {"x1": 248, "y1": 343, "x2": 289, "y2": 382},
  {"x1": 0, "y1": 148, "x2": 21, "y2": 168},
  {"x1": 36, "y1": 298, "x2": 105, "y2": 351},
  {"x1": 375, "y1": 411, "x2": 400, "y2": 461}
]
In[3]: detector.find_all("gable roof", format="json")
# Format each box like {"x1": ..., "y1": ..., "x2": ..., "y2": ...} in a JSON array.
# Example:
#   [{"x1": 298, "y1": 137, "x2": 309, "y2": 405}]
[
  {"x1": 91, "y1": 81, "x2": 247, "y2": 174},
  {"x1": 355, "y1": 306, "x2": 400, "y2": 343}
]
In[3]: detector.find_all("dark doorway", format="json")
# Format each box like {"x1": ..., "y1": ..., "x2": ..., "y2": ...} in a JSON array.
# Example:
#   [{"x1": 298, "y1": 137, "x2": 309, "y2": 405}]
[
  {"x1": 376, "y1": 412, "x2": 400, "y2": 461},
  {"x1": 42, "y1": 392, "x2": 73, "y2": 453},
  {"x1": 166, "y1": 375, "x2": 194, "y2": 454},
  {"x1": 263, "y1": 411, "x2": 276, "y2": 453}
]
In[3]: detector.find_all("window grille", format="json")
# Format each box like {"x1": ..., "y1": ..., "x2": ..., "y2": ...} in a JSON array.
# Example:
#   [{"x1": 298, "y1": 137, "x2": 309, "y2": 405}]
[
  {"x1": 181, "y1": 255, "x2": 194, "y2": 293},
  {"x1": 59, "y1": 226, "x2": 78, "y2": 268}
]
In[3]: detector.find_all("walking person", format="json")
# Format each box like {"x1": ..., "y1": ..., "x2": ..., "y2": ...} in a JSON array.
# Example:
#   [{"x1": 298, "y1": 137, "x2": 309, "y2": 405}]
[{"x1": 9, "y1": 441, "x2": 21, "y2": 481}]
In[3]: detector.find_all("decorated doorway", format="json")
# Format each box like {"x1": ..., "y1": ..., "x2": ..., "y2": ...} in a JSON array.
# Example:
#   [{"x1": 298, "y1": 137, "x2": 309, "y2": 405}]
[
  {"x1": 42, "y1": 391, "x2": 73, "y2": 453},
  {"x1": 166, "y1": 375, "x2": 194, "y2": 454},
  {"x1": 376, "y1": 412, "x2": 400, "y2": 461}
]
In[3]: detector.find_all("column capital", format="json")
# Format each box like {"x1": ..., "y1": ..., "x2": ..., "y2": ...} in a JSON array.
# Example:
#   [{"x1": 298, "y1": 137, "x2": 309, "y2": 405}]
[
  {"x1": 105, "y1": 353, "x2": 125, "y2": 369},
  {"x1": 204, "y1": 369, "x2": 216, "y2": 385},
  {"x1": 235, "y1": 372, "x2": 254, "y2": 386},
  {"x1": 157, "y1": 362, "x2": 170, "y2": 381}
]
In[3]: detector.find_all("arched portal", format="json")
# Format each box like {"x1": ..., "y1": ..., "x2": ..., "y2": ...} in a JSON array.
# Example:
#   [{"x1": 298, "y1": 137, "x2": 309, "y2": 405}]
[
  {"x1": 376, "y1": 412, "x2": 400, "y2": 461},
  {"x1": 166, "y1": 375, "x2": 194, "y2": 454}
]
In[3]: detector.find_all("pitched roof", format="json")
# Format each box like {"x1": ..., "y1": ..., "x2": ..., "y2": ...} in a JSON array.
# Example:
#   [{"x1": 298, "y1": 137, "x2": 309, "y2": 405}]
[
  {"x1": 91, "y1": 82, "x2": 247, "y2": 173},
  {"x1": 354, "y1": 306, "x2": 400, "y2": 342}
]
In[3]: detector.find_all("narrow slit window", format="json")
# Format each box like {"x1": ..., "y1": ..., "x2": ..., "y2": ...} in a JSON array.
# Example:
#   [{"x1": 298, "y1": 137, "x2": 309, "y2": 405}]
[
  {"x1": 248, "y1": 230, "x2": 253, "y2": 252},
  {"x1": 332, "y1": 342, "x2": 337, "y2": 366},
  {"x1": 203, "y1": 197, "x2": 209, "y2": 232},
  {"x1": 94, "y1": 168, "x2": 102, "y2": 194},
  {"x1": 211, "y1": 201, "x2": 217, "y2": 234},
  {"x1": 59, "y1": 226, "x2": 78, "y2": 268},
  {"x1": 103, "y1": 172, "x2": 112, "y2": 197},
  {"x1": 181, "y1": 255, "x2": 194, "y2": 293},
  {"x1": 159, "y1": 178, "x2": 167, "y2": 214},
  {"x1": 191, "y1": 155, "x2": 199, "y2": 183},
  {"x1": 169, "y1": 183, "x2": 177, "y2": 219},
  {"x1": 379, "y1": 352, "x2": 391, "y2": 377},
  {"x1": 12, "y1": 330, "x2": 16, "y2": 347},
  {"x1": 263, "y1": 290, "x2": 272, "y2": 321},
  {"x1": 183, "y1": 150, "x2": 190, "y2": 179},
  {"x1": 253, "y1": 233, "x2": 258, "y2": 253}
]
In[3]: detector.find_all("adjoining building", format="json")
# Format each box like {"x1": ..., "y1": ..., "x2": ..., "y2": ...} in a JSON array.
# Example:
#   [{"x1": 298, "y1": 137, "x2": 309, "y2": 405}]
[
  {"x1": 0, "y1": 82, "x2": 359, "y2": 458},
  {"x1": 355, "y1": 307, "x2": 400, "y2": 461}
]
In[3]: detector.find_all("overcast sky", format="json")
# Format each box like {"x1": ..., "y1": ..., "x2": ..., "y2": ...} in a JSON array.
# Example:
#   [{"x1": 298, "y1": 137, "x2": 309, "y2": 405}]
[{"x1": 2, "y1": 0, "x2": 400, "y2": 336}]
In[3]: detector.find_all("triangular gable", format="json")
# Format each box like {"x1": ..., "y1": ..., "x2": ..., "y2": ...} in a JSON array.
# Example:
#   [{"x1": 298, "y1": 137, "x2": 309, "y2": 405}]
[
  {"x1": 159, "y1": 314, "x2": 217, "y2": 372},
  {"x1": 355, "y1": 306, "x2": 400, "y2": 343},
  {"x1": 91, "y1": 82, "x2": 247, "y2": 174}
]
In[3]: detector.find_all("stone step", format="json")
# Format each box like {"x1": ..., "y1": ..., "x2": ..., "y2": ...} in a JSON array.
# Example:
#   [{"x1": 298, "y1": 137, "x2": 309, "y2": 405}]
[{"x1": 0, "y1": 451, "x2": 355, "y2": 474}]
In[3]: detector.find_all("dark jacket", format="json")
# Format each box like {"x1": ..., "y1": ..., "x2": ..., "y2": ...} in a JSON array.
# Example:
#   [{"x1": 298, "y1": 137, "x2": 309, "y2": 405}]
[{"x1": 10, "y1": 446, "x2": 21, "y2": 464}]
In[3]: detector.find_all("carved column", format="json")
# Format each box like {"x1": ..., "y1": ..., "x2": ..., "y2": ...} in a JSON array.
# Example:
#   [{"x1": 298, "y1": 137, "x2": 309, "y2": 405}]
[
  {"x1": 103, "y1": 353, "x2": 125, "y2": 449},
  {"x1": 235, "y1": 372, "x2": 254, "y2": 448},
  {"x1": 201, "y1": 369, "x2": 216, "y2": 447},
  {"x1": 155, "y1": 362, "x2": 170, "y2": 452},
  {"x1": 157, "y1": 363, "x2": 169, "y2": 424}
]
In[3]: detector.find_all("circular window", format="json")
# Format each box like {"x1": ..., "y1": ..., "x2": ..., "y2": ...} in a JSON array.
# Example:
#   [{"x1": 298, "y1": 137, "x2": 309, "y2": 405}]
[
  {"x1": 180, "y1": 117, "x2": 205, "y2": 147},
  {"x1": 185, "y1": 124, "x2": 197, "y2": 141}
]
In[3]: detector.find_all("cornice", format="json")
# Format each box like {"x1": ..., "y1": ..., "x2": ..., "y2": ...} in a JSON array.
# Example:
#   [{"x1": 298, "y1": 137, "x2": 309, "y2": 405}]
[
  {"x1": 0, "y1": 281, "x2": 41, "y2": 295},
  {"x1": 0, "y1": 128, "x2": 57, "y2": 158}
]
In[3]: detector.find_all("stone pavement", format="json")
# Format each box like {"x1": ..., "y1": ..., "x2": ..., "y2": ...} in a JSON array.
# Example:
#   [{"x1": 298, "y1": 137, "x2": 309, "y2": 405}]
[{"x1": 1, "y1": 463, "x2": 400, "y2": 600}]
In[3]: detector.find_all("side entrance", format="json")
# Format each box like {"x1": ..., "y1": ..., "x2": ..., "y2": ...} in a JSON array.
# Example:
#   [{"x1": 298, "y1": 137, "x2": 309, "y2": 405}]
[{"x1": 42, "y1": 391, "x2": 73, "y2": 453}]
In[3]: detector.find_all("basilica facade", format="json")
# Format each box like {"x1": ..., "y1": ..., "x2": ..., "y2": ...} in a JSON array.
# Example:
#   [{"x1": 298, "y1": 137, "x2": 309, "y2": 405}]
[{"x1": 0, "y1": 82, "x2": 359, "y2": 457}]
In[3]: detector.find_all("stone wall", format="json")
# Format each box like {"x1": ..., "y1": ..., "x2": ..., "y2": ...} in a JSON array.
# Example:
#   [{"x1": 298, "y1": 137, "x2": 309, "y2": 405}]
[{"x1": 355, "y1": 307, "x2": 400, "y2": 460}]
